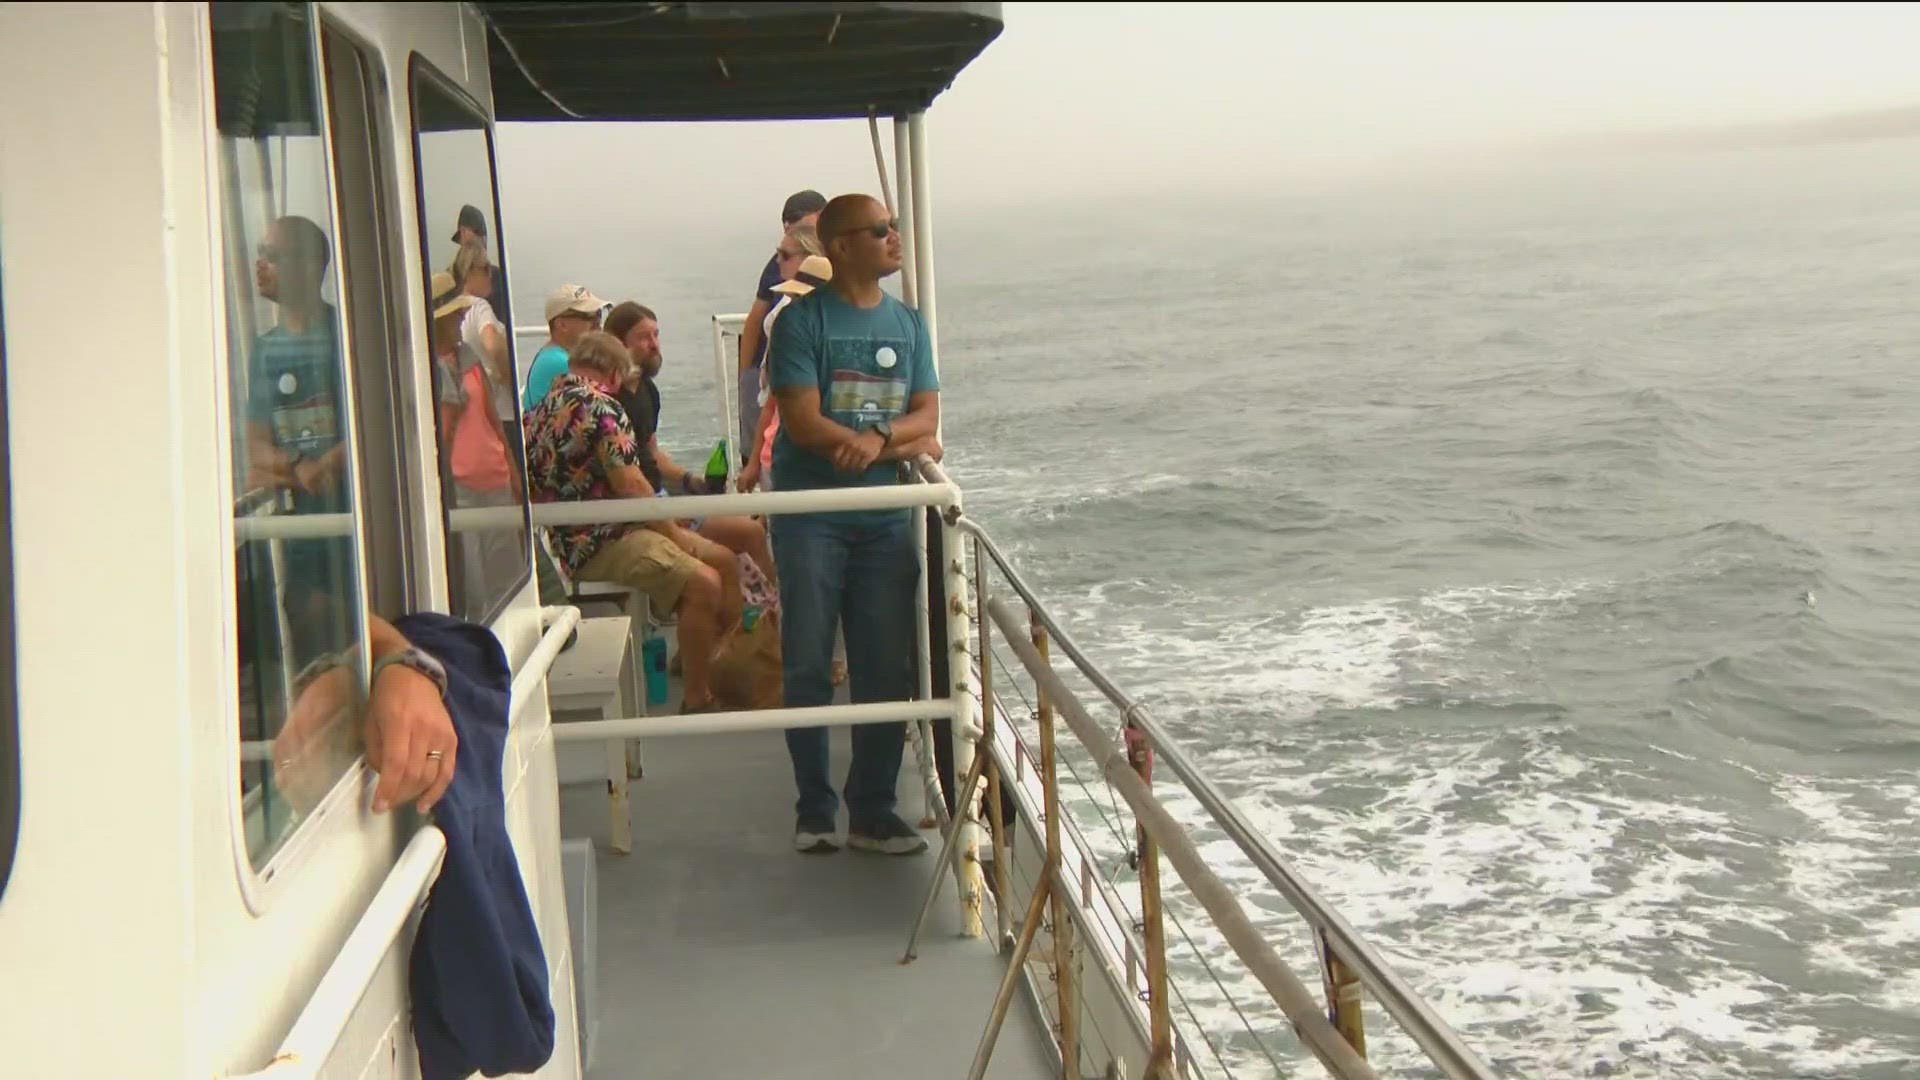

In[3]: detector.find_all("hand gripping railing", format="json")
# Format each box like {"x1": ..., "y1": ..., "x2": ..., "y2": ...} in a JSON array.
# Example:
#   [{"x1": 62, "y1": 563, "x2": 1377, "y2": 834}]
[{"x1": 927, "y1": 464, "x2": 1496, "y2": 1080}]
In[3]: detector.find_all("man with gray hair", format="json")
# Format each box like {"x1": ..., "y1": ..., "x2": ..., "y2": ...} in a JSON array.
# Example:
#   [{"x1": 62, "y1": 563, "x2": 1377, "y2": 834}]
[{"x1": 524, "y1": 330, "x2": 732, "y2": 712}]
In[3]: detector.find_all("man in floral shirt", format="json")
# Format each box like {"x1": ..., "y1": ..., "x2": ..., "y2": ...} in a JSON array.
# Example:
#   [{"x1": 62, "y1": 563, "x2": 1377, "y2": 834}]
[{"x1": 524, "y1": 330, "x2": 731, "y2": 712}]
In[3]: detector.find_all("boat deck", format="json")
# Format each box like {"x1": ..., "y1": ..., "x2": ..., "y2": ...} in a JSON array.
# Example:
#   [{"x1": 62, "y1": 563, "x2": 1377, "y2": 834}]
[{"x1": 553, "y1": 718, "x2": 1057, "y2": 1079}]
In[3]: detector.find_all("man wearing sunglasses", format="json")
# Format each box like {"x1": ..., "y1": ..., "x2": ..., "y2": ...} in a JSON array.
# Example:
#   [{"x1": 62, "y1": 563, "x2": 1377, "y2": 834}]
[{"x1": 767, "y1": 193, "x2": 942, "y2": 857}]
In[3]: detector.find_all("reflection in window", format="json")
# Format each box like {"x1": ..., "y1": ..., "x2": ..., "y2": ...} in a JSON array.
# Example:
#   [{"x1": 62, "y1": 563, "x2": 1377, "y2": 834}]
[
  {"x1": 410, "y1": 65, "x2": 531, "y2": 624},
  {"x1": 213, "y1": 1, "x2": 368, "y2": 867}
]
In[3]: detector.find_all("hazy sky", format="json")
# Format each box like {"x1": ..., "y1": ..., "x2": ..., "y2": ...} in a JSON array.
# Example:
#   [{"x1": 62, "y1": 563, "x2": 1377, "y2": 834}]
[{"x1": 496, "y1": 2, "x2": 1920, "y2": 229}]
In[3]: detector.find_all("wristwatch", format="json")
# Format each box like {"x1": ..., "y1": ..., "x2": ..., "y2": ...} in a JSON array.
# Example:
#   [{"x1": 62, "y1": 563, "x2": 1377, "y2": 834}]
[
  {"x1": 870, "y1": 418, "x2": 894, "y2": 447},
  {"x1": 372, "y1": 647, "x2": 450, "y2": 698}
]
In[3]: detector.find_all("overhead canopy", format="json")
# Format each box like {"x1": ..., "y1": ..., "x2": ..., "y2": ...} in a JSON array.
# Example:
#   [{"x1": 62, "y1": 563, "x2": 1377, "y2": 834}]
[{"x1": 479, "y1": 1, "x2": 1003, "y2": 123}]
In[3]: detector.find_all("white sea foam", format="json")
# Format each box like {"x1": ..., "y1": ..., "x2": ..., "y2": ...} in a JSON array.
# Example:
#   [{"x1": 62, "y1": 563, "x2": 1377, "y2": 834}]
[
  {"x1": 1035, "y1": 693, "x2": 1918, "y2": 1075},
  {"x1": 1002, "y1": 570, "x2": 1920, "y2": 1077}
]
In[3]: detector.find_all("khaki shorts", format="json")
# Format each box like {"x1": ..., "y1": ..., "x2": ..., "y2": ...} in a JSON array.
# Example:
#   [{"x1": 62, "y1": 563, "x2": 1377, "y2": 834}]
[{"x1": 578, "y1": 528, "x2": 706, "y2": 615}]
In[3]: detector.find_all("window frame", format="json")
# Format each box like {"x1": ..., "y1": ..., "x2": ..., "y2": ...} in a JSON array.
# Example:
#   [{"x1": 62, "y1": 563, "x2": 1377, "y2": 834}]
[
  {"x1": 321, "y1": 17, "x2": 419, "y2": 620},
  {"x1": 404, "y1": 55, "x2": 533, "y2": 628},
  {"x1": 0, "y1": 229, "x2": 17, "y2": 902},
  {"x1": 210, "y1": 1, "x2": 383, "y2": 909}
]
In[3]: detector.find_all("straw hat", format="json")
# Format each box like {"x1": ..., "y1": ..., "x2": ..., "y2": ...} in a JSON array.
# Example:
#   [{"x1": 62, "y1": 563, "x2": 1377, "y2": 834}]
[
  {"x1": 771, "y1": 255, "x2": 833, "y2": 296},
  {"x1": 430, "y1": 270, "x2": 474, "y2": 319}
]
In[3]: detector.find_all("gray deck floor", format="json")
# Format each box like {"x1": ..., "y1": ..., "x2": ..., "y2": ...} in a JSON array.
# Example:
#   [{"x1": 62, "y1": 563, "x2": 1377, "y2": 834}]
[{"x1": 554, "y1": 720, "x2": 1057, "y2": 1080}]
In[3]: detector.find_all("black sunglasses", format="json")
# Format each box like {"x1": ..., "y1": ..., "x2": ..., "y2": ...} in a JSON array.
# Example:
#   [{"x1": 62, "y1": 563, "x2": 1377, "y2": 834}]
[{"x1": 837, "y1": 218, "x2": 899, "y2": 241}]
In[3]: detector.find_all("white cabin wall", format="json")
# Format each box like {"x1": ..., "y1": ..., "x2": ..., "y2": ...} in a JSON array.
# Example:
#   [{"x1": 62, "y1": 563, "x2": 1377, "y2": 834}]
[
  {"x1": 0, "y1": 3, "x2": 202, "y2": 1076},
  {"x1": 0, "y1": 2, "x2": 573, "y2": 1076}
]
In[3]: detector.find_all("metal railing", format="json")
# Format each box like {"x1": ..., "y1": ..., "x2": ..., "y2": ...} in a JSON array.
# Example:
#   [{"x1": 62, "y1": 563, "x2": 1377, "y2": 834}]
[{"x1": 930, "y1": 471, "x2": 1496, "y2": 1080}]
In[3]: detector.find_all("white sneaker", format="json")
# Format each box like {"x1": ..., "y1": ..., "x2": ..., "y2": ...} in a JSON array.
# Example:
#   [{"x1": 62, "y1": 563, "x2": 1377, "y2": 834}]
[{"x1": 794, "y1": 819, "x2": 839, "y2": 854}]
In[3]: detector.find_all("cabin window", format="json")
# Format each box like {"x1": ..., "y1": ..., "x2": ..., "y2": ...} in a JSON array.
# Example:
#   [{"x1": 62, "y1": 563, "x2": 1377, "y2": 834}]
[
  {"x1": 212, "y1": 1, "x2": 372, "y2": 869},
  {"x1": 408, "y1": 61, "x2": 533, "y2": 625},
  {"x1": 0, "y1": 238, "x2": 17, "y2": 900}
]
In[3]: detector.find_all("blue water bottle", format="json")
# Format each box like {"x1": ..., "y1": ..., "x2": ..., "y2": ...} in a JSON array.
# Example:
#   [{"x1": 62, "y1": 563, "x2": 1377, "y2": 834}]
[{"x1": 642, "y1": 636, "x2": 669, "y2": 707}]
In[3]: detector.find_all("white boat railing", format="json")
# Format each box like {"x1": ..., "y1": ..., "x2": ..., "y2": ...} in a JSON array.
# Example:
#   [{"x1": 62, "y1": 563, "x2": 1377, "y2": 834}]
[{"x1": 231, "y1": 826, "x2": 448, "y2": 1079}]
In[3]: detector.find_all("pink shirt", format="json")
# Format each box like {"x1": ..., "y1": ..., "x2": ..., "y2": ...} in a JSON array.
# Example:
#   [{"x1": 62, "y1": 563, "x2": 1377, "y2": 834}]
[{"x1": 759, "y1": 296, "x2": 795, "y2": 471}]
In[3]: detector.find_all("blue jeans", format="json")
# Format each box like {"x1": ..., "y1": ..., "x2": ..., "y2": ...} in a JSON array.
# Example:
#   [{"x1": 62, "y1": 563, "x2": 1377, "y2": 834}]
[{"x1": 772, "y1": 513, "x2": 919, "y2": 826}]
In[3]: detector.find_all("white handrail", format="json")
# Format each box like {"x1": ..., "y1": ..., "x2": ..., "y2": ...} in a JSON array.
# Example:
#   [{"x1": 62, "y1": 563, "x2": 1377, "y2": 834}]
[
  {"x1": 234, "y1": 483, "x2": 959, "y2": 542},
  {"x1": 527, "y1": 482, "x2": 956, "y2": 527},
  {"x1": 549, "y1": 698, "x2": 954, "y2": 742},
  {"x1": 232, "y1": 513, "x2": 355, "y2": 542},
  {"x1": 232, "y1": 826, "x2": 448, "y2": 1079}
]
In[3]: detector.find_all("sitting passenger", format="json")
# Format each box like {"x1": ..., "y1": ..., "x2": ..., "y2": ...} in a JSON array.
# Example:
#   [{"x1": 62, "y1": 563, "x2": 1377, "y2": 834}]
[
  {"x1": 601, "y1": 302, "x2": 776, "y2": 586},
  {"x1": 523, "y1": 283, "x2": 608, "y2": 411},
  {"x1": 523, "y1": 330, "x2": 733, "y2": 713}
]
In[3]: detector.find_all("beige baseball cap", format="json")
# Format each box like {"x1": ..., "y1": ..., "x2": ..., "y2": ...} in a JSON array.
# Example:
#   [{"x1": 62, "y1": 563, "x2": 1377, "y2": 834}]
[{"x1": 545, "y1": 283, "x2": 610, "y2": 323}]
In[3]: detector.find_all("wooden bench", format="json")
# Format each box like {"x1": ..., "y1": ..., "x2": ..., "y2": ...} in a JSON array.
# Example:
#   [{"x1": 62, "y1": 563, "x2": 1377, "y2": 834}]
[{"x1": 548, "y1": 614, "x2": 642, "y2": 855}]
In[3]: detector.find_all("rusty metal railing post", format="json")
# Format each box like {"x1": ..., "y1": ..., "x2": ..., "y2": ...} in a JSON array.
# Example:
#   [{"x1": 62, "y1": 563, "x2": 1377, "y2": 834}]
[
  {"x1": 976, "y1": 536, "x2": 1011, "y2": 949},
  {"x1": 1127, "y1": 725, "x2": 1174, "y2": 1076},
  {"x1": 1033, "y1": 609, "x2": 1079, "y2": 1079},
  {"x1": 1321, "y1": 928, "x2": 1368, "y2": 1057}
]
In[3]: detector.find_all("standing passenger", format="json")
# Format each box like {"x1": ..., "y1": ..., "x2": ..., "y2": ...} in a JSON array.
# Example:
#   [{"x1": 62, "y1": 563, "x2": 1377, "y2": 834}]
[
  {"x1": 243, "y1": 214, "x2": 354, "y2": 662},
  {"x1": 449, "y1": 240, "x2": 516, "y2": 436},
  {"x1": 450, "y1": 203, "x2": 511, "y2": 334},
  {"x1": 767, "y1": 193, "x2": 942, "y2": 855},
  {"x1": 738, "y1": 189, "x2": 826, "y2": 452},
  {"x1": 738, "y1": 228, "x2": 827, "y2": 494}
]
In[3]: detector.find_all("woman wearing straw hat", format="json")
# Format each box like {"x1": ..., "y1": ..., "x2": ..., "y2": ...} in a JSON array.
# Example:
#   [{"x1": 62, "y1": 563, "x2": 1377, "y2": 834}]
[{"x1": 738, "y1": 226, "x2": 830, "y2": 495}]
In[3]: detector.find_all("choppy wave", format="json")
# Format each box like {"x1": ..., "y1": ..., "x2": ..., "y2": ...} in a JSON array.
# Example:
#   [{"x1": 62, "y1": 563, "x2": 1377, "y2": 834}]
[{"x1": 931, "y1": 191, "x2": 1920, "y2": 1077}]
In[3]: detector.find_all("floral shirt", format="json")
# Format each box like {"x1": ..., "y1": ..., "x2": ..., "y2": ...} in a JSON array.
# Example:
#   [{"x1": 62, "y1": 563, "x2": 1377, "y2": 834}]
[{"x1": 524, "y1": 371, "x2": 645, "y2": 574}]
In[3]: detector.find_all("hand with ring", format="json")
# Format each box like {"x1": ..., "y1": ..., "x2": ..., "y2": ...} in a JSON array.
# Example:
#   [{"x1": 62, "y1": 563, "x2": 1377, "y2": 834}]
[{"x1": 363, "y1": 637, "x2": 459, "y2": 814}]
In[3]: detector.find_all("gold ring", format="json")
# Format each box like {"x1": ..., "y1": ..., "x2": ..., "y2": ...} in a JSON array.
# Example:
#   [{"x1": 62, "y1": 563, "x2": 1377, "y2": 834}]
[{"x1": 426, "y1": 750, "x2": 445, "y2": 762}]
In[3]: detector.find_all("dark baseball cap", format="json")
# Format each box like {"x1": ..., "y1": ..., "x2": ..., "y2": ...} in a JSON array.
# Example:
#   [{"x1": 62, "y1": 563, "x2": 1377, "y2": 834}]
[
  {"x1": 781, "y1": 190, "x2": 827, "y2": 225},
  {"x1": 451, "y1": 204, "x2": 488, "y2": 243}
]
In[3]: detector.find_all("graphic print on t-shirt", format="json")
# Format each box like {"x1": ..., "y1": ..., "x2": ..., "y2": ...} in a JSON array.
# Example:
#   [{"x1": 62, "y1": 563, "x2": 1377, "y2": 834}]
[
  {"x1": 822, "y1": 334, "x2": 911, "y2": 430},
  {"x1": 827, "y1": 369, "x2": 908, "y2": 429},
  {"x1": 269, "y1": 397, "x2": 340, "y2": 456}
]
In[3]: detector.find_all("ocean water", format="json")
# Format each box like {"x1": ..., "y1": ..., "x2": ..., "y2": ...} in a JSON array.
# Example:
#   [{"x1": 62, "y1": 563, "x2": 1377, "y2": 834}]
[
  {"x1": 928, "y1": 180, "x2": 1920, "y2": 1078},
  {"x1": 514, "y1": 159, "x2": 1920, "y2": 1077}
]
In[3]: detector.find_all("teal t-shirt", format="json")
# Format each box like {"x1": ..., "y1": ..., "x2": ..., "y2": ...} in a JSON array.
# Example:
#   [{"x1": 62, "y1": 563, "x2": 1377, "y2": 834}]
[
  {"x1": 522, "y1": 344, "x2": 570, "y2": 412},
  {"x1": 768, "y1": 289, "x2": 938, "y2": 522}
]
